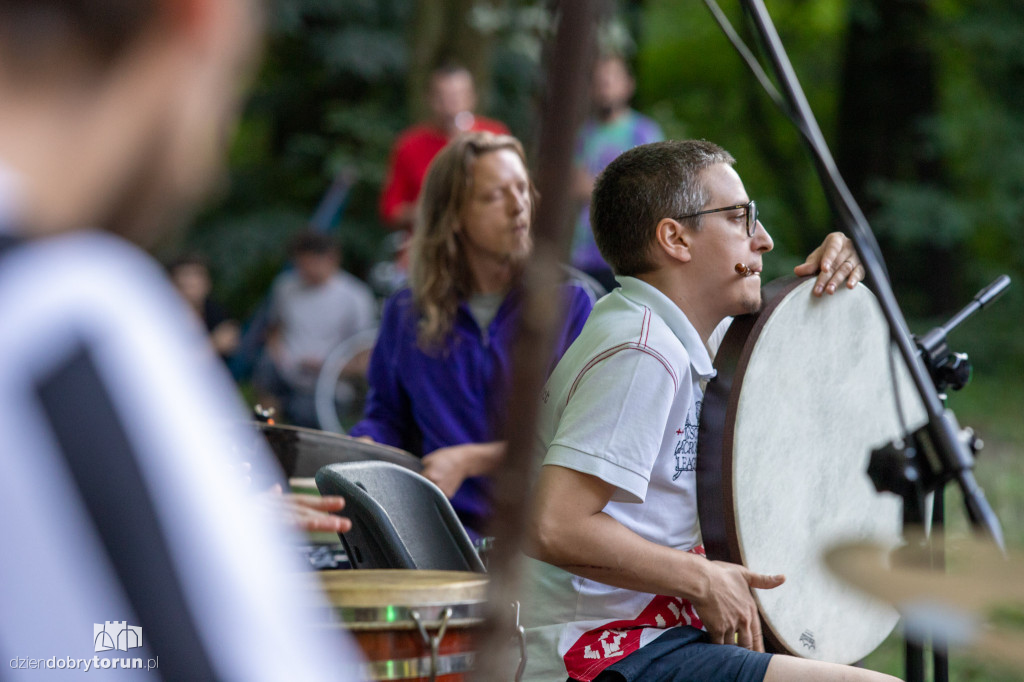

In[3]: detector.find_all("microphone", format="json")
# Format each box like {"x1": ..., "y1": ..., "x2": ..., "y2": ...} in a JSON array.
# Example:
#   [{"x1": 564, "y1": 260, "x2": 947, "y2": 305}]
[{"x1": 735, "y1": 263, "x2": 753, "y2": 277}]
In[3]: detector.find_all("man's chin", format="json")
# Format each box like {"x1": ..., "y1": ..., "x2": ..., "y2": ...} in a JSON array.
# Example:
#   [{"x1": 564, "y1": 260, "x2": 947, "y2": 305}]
[{"x1": 740, "y1": 295, "x2": 763, "y2": 316}]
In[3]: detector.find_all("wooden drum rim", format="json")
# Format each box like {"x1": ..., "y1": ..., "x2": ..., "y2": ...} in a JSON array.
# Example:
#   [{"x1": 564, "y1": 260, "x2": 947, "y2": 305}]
[{"x1": 697, "y1": 277, "x2": 805, "y2": 572}]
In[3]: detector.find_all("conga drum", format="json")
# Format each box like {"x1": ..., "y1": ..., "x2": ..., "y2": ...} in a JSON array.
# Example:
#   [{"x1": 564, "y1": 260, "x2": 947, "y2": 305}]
[
  {"x1": 313, "y1": 570, "x2": 488, "y2": 681},
  {"x1": 698, "y1": 276, "x2": 928, "y2": 664}
]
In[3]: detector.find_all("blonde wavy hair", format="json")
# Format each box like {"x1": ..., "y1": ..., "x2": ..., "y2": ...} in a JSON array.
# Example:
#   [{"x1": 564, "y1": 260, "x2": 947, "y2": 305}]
[{"x1": 409, "y1": 131, "x2": 536, "y2": 352}]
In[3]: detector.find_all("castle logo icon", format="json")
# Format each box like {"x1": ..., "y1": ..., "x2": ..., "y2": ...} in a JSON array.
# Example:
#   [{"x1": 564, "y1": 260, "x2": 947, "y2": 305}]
[{"x1": 94, "y1": 621, "x2": 143, "y2": 653}]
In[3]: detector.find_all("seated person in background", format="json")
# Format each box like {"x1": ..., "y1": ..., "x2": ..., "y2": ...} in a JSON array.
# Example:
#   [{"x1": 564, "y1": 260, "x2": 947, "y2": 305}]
[
  {"x1": 351, "y1": 131, "x2": 595, "y2": 539},
  {"x1": 379, "y1": 62, "x2": 509, "y2": 274},
  {"x1": 570, "y1": 54, "x2": 664, "y2": 292},
  {"x1": 169, "y1": 253, "x2": 240, "y2": 362},
  {"x1": 522, "y1": 140, "x2": 889, "y2": 682},
  {"x1": 253, "y1": 231, "x2": 376, "y2": 428}
]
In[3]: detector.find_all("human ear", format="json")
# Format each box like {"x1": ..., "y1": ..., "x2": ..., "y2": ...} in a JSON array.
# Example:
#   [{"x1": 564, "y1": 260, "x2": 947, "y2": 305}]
[{"x1": 654, "y1": 218, "x2": 692, "y2": 264}]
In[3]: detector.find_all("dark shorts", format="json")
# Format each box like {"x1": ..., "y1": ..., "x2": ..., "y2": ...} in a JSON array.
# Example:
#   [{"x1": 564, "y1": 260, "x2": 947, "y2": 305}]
[{"x1": 575, "y1": 626, "x2": 773, "y2": 682}]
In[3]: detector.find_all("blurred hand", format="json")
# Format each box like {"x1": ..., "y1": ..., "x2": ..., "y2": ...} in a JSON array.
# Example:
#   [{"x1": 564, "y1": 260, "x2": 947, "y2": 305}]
[
  {"x1": 421, "y1": 444, "x2": 474, "y2": 498},
  {"x1": 264, "y1": 483, "x2": 351, "y2": 533}
]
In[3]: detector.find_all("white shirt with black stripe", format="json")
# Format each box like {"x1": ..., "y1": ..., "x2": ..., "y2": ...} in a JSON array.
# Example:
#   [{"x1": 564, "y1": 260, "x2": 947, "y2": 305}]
[{"x1": 0, "y1": 212, "x2": 362, "y2": 677}]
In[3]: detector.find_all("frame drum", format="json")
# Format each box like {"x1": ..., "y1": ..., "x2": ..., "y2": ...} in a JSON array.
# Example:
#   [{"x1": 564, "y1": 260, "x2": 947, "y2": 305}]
[
  {"x1": 313, "y1": 569, "x2": 487, "y2": 681},
  {"x1": 698, "y1": 277, "x2": 926, "y2": 664}
]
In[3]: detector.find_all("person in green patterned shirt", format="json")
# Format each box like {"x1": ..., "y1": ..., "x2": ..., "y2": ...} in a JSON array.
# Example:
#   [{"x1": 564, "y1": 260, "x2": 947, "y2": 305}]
[{"x1": 571, "y1": 54, "x2": 665, "y2": 291}]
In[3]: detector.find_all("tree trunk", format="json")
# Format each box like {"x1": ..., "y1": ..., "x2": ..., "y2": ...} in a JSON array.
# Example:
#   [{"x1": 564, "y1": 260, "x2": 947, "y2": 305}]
[
  {"x1": 407, "y1": 0, "x2": 501, "y2": 122},
  {"x1": 836, "y1": 0, "x2": 957, "y2": 315}
]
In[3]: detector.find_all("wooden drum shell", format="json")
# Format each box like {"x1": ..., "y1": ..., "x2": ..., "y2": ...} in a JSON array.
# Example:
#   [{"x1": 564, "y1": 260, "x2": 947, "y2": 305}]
[{"x1": 311, "y1": 569, "x2": 488, "y2": 681}]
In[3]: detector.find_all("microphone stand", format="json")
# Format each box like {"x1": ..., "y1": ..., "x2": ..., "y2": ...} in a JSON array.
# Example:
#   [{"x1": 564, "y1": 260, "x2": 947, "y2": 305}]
[
  {"x1": 866, "y1": 274, "x2": 1008, "y2": 681},
  {"x1": 713, "y1": 2, "x2": 1008, "y2": 679}
]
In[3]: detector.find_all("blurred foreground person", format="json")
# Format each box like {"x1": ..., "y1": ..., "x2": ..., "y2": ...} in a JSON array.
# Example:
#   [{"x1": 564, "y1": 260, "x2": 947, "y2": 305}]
[{"x1": 0, "y1": 0, "x2": 361, "y2": 678}]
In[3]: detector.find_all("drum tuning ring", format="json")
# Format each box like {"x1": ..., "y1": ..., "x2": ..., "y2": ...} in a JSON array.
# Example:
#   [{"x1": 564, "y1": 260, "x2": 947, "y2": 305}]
[{"x1": 411, "y1": 607, "x2": 452, "y2": 682}]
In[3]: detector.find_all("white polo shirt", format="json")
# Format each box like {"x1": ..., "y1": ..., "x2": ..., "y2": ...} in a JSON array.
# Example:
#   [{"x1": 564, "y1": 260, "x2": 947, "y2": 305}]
[{"x1": 523, "y1": 275, "x2": 719, "y2": 682}]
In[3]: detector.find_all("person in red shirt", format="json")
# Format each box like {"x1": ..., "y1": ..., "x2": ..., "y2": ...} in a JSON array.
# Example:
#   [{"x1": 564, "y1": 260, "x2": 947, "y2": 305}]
[{"x1": 380, "y1": 63, "x2": 508, "y2": 266}]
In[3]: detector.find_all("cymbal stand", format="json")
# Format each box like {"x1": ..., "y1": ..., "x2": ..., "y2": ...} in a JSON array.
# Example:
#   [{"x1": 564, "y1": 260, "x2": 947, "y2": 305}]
[{"x1": 868, "y1": 275, "x2": 1008, "y2": 681}]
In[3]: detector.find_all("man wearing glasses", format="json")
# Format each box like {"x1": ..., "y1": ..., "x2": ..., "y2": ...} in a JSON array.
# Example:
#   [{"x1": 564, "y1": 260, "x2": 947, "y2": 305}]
[{"x1": 521, "y1": 140, "x2": 892, "y2": 681}]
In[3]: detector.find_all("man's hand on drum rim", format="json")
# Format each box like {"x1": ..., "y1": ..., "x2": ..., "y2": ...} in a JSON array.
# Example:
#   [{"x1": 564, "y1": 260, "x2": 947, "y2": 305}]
[
  {"x1": 793, "y1": 231, "x2": 866, "y2": 296},
  {"x1": 696, "y1": 561, "x2": 785, "y2": 652},
  {"x1": 263, "y1": 483, "x2": 352, "y2": 533}
]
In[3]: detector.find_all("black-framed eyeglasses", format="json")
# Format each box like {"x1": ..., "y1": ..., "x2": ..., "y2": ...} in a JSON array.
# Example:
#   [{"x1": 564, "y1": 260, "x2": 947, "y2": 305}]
[{"x1": 675, "y1": 200, "x2": 759, "y2": 238}]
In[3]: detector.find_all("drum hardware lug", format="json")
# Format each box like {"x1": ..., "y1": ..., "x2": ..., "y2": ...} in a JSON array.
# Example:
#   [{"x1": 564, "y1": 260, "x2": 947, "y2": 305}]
[
  {"x1": 411, "y1": 606, "x2": 452, "y2": 682},
  {"x1": 514, "y1": 625, "x2": 527, "y2": 681},
  {"x1": 511, "y1": 601, "x2": 527, "y2": 682}
]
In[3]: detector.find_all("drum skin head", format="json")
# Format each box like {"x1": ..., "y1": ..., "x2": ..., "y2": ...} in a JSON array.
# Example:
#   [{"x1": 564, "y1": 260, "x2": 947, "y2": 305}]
[
  {"x1": 699, "y1": 277, "x2": 926, "y2": 664},
  {"x1": 314, "y1": 569, "x2": 488, "y2": 609}
]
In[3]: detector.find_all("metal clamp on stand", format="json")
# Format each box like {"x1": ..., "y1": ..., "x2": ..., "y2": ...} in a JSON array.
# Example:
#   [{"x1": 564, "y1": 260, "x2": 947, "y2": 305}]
[
  {"x1": 869, "y1": 410, "x2": 986, "y2": 526},
  {"x1": 870, "y1": 274, "x2": 1008, "y2": 526},
  {"x1": 916, "y1": 275, "x2": 1009, "y2": 397}
]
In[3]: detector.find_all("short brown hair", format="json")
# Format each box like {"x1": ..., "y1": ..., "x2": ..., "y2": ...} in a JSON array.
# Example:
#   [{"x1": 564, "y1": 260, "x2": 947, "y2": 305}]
[
  {"x1": 591, "y1": 139, "x2": 735, "y2": 276},
  {"x1": 289, "y1": 231, "x2": 339, "y2": 258}
]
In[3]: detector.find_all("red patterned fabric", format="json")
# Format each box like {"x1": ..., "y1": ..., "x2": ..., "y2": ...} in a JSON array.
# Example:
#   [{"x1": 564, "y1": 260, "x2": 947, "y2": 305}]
[{"x1": 562, "y1": 546, "x2": 707, "y2": 682}]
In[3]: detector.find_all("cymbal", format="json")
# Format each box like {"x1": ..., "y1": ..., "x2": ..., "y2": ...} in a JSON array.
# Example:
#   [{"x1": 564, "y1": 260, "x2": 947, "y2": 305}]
[{"x1": 825, "y1": 536, "x2": 1024, "y2": 669}]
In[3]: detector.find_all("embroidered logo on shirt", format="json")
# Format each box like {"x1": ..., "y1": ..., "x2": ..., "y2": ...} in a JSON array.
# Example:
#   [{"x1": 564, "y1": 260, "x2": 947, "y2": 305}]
[{"x1": 672, "y1": 400, "x2": 701, "y2": 480}]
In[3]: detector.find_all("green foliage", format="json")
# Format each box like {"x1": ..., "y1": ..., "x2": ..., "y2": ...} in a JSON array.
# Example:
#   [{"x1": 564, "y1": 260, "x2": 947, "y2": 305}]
[
  {"x1": 177, "y1": 0, "x2": 551, "y2": 320},
  {"x1": 639, "y1": 0, "x2": 1024, "y2": 373},
  {"x1": 927, "y1": 0, "x2": 1024, "y2": 372},
  {"x1": 867, "y1": 180, "x2": 975, "y2": 248},
  {"x1": 639, "y1": 1, "x2": 850, "y2": 266},
  {"x1": 178, "y1": 0, "x2": 412, "y2": 318}
]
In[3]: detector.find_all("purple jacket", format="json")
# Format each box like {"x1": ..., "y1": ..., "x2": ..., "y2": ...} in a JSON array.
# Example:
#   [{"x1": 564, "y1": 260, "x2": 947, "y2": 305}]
[{"x1": 350, "y1": 282, "x2": 595, "y2": 535}]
